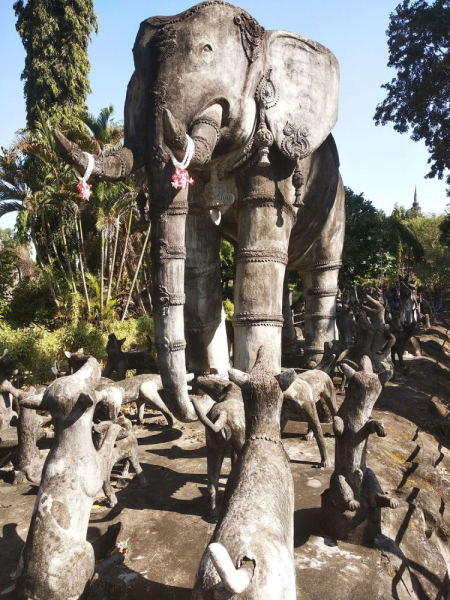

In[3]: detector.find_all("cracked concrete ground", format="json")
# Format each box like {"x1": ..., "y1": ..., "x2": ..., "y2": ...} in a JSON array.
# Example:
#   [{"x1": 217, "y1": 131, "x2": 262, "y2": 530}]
[{"x1": 2, "y1": 321, "x2": 450, "y2": 598}]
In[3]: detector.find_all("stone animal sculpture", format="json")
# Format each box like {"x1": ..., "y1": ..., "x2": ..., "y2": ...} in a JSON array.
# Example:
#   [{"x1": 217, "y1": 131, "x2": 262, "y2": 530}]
[
  {"x1": 194, "y1": 364, "x2": 335, "y2": 516},
  {"x1": 193, "y1": 378, "x2": 246, "y2": 516},
  {"x1": 55, "y1": 0, "x2": 345, "y2": 422},
  {"x1": 192, "y1": 348, "x2": 297, "y2": 599},
  {"x1": 399, "y1": 277, "x2": 419, "y2": 326},
  {"x1": 391, "y1": 321, "x2": 418, "y2": 368},
  {"x1": 52, "y1": 349, "x2": 114, "y2": 387},
  {"x1": 102, "y1": 333, "x2": 159, "y2": 380},
  {"x1": 15, "y1": 356, "x2": 122, "y2": 600},
  {"x1": 13, "y1": 385, "x2": 50, "y2": 485},
  {"x1": 96, "y1": 373, "x2": 174, "y2": 426},
  {"x1": 0, "y1": 349, "x2": 20, "y2": 429},
  {"x1": 340, "y1": 296, "x2": 395, "y2": 375},
  {"x1": 282, "y1": 368, "x2": 337, "y2": 468},
  {"x1": 93, "y1": 415, "x2": 147, "y2": 507},
  {"x1": 321, "y1": 356, "x2": 398, "y2": 545}
]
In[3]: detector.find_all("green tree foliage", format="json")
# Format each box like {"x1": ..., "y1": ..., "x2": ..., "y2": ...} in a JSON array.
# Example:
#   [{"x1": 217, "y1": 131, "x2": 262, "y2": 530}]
[
  {"x1": 14, "y1": 0, "x2": 98, "y2": 126},
  {"x1": 404, "y1": 213, "x2": 450, "y2": 290},
  {"x1": 374, "y1": 0, "x2": 450, "y2": 189},
  {"x1": 340, "y1": 188, "x2": 425, "y2": 287},
  {"x1": 0, "y1": 230, "x2": 17, "y2": 315}
]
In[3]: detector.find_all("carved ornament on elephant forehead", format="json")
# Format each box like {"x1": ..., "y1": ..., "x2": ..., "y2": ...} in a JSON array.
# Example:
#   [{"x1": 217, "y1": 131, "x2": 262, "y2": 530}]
[{"x1": 154, "y1": 25, "x2": 177, "y2": 62}]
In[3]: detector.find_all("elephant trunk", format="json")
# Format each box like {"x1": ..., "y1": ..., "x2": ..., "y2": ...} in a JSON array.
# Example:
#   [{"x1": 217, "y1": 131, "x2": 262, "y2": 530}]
[
  {"x1": 150, "y1": 108, "x2": 221, "y2": 422},
  {"x1": 150, "y1": 165, "x2": 197, "y2": 422},
  {"x1": 53, "y1": 130, "x2": 141, "y2": 182}
]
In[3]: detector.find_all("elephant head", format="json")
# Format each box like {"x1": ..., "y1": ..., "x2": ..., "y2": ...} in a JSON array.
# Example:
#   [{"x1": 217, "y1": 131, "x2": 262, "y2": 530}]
[{"x1": 54, "y1": 1, "x2": 340, "y2": 422}]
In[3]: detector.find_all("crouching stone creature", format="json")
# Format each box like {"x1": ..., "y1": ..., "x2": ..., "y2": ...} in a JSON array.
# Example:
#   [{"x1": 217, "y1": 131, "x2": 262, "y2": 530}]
[
  {"x1": 321, "y1": 356, "x2": 398, "y2": 545},
  {"x1": 15, "y1": 356, "x2": 122, "y2": 600},
  {"x1": 192, "y1": 347, "x2": 297, "y2": 599},
  {"x1": 93, "y1": 415, "x2": 147, "y2": 507}
]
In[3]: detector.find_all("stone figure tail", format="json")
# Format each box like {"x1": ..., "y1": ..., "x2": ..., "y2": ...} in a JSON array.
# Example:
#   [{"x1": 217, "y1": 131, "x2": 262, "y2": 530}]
[{"x1": 207, "y1": 543, "x2": 255, "y2": 594}]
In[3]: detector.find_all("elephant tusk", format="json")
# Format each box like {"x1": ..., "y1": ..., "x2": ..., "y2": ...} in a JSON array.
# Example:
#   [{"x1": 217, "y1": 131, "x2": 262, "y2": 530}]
[{"x1": 210, "y1": 208, "x2": 221, "y2": 226}]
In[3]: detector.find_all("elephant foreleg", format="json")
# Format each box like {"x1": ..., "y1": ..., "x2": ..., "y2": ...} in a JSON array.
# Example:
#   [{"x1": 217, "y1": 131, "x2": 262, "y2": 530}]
[
  {"x1": 300, "y1": 265, "x2": 340, "y2": 368},
  {"x1": 233, "y1": 164, "x2": 295, "y2": 372},
  {"x1": 184, "y1": 194, "x2": 230, "y2": 377},
  {"x1": 282, "y1": 273, "x2": 301, "y2": 356}
]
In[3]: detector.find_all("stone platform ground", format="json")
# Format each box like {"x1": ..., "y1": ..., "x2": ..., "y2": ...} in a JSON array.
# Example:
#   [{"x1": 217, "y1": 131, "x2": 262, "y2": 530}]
[{"x1": 2, "y1": 322, "x2": 450, "y2": 599}]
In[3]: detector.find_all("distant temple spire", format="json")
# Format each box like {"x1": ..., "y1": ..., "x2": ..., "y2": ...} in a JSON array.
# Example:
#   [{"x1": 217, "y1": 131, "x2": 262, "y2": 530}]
[{"x1": 412, "y1": 185, "x2": 421, "y2": 213}]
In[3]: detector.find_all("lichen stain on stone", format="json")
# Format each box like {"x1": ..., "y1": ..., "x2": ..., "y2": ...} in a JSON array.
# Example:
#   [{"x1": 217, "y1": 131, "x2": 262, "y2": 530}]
[{"x1": 51, "y1": 500, "x2": 71, "y2": 529}]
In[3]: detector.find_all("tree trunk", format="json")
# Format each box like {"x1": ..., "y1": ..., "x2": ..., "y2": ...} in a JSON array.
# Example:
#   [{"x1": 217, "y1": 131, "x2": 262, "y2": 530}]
[
  {"x1": 116, "y1": 207, "x2": 133, "y2": 293},
  {"x1": 75, "y1": 217, "x2": 90, "y2": 314},
  {"x1": 107, "y1": 218, "x2": 120, "y2": 305},
  {"x1": 58, "y1": 208, "x2": 77, "y2": 294},
  {"x1": 30, "y1": 226, "x2": 59, "y2": 307},
  {"x1": 100, "y1": 230, "x2": 105, "y2": 321},
  {"x1": 121, "y1": 224, "x2": 151, "y2": 322}
]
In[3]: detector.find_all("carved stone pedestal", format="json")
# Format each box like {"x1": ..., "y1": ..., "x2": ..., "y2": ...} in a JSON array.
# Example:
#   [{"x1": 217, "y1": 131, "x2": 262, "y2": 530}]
[{"x1": 320, "y1": 489, "x2": 381, "y2": 545}]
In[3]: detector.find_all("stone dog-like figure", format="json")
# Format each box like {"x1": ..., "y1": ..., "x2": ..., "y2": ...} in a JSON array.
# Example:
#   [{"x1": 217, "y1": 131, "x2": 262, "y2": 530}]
[
  {"x1": 15, "y1": 357, "x2": 122, "y2": 600},
  {"x1": 54, "y1": 0, "x2": 345, "y2": 423},
  {"x1": 321, "y1": 356, "x2": 398, "y2": 544},
  {"x1": 194, "y1": 366, "x2": 337, "y2": 516},
  {"x1": 193, "y1": 348, "x2": 297, "y2": 599}
]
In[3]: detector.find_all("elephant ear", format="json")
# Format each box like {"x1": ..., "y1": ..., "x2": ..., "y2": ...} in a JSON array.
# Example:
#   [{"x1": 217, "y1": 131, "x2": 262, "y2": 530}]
[
  {"x1": 262, "y1": 31, "x2": 339, "y2": 160},
  {"x1": 124, "y1": 22, "x2": 159, "y2": 158}
]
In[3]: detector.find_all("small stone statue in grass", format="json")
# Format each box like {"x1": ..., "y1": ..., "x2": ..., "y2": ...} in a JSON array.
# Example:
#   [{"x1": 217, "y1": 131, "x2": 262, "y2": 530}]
[{"x1": 321, "y1": 355, "x2": 398, "y2": 545}]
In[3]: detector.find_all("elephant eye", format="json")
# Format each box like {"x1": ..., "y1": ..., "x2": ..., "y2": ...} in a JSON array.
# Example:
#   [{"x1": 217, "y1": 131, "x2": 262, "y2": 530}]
[{"x1": 203, "y1": 44, "x2": 213, "y2": 53}]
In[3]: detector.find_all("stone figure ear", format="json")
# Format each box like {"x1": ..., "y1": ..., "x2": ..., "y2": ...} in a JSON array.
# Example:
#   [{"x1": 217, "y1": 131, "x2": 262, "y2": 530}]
[
  {"x1": 275, "y1": 369, "x2": 297, "y2": 392},
  {"x1": 340, "y1": 363, "x2": 356, "y2": 381},
  {"x1": 228, "y1": 368, "x2": 249, "y2": 388},
  {"x1": 20, "y1": 393, "x2": 46, "y2": 410},
  {"x1": 64, "y1": 351, "x2": 72, "y2": 359},
  {"x1": 262, "y1": 30, "x2": 339, "y2": 161}
]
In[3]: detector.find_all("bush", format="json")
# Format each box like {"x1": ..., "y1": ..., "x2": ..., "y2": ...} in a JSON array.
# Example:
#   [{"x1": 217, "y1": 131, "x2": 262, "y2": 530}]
[{"x1": 0, "y1": 316, "x2": 154, "y2": 385}]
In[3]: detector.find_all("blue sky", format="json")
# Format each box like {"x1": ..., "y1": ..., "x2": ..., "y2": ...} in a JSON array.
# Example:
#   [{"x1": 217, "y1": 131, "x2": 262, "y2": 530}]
[{"x1": 1, "y1": 0, "x2": 448, "y2": 230}]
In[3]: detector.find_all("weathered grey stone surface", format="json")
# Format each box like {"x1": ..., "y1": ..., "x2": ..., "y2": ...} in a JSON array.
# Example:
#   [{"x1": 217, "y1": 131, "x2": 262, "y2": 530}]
[
  {"x1": 96, "y1": 373, "x2": 173, "y2": 426},
  {"x1": 193, "y1": 378, "x2": 245, "y2": 516},
  {"x1": 0, "y1": 350, "x2": 19, "y2": 430},
  {"x1": 283, "y1": 370, "x2": 338, "y2": 467},
  {"x1": 321, "y1": 356, "x2": 398, "y2": 544},
  {"x1": 192, "y1": 348, "x2": 297, "y2": 598},
  {"x1": 15, "y1": 357, "x2": 122, "y2": 600},
  {"x1": 54, "y1": 0, "x2": 346, "y2": 419},
  {"x1": 93, "y1": 416, "x2": 147, "y2": 508}
]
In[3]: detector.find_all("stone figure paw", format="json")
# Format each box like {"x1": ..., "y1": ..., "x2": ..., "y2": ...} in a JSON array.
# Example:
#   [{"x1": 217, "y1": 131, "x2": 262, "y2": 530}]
[
  {"x1": 388, "y1": 497, "x2": 399, "y2": 509},
  {"x1": 372, "y1": 420, "x2": 386, "y2": 437},
  {"x1": 108, "y1": 494, "x2": 118, "y2": 508},
  {"x1": 305, "y1": 429, "x2": 315, "y2": 442},
  {"x1": 321, "y1": 457, "x2": 332, "y2": 468},
  {"x1": 333, "y1": 416, "x2": 344, "y2": 436},
  {"x1": 348, "y1": 499, "x2": 360, "y2": 512}
]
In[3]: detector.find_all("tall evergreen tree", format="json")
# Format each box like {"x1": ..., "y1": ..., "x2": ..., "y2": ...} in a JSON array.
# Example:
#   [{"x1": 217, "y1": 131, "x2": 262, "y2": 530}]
[{"x1": 14, "y1": 0, "x2": 98, "y2": 126}]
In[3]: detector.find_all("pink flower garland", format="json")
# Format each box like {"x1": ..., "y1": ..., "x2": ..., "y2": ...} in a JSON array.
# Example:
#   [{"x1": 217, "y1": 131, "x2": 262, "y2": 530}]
[
  {"x1": 169, "y1": 135, "x2": 195, "y2": 190},
  {"x1": 75, "y1": 152, "x2": 94, "y2": 200}
]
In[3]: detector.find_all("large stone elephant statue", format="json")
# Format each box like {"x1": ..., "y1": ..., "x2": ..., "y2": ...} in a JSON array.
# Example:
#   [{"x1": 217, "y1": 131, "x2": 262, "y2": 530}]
[{"x1": 54, "y1": 0, "x2": 345, "y2": 423}]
